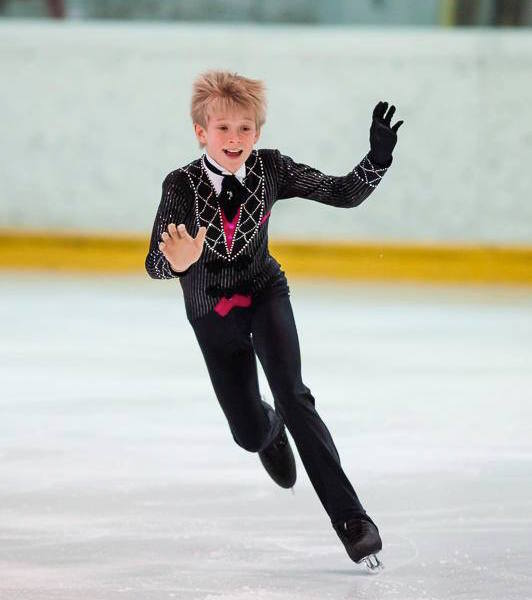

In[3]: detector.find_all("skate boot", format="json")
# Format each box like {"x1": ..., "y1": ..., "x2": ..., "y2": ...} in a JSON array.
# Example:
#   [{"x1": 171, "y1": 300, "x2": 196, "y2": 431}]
[
  {"x1": 333, "y1": 515, "x2": 383, "y2": 573},
  {"x1": 258, "y1": 425, "x2": 296, "y2": 489}
]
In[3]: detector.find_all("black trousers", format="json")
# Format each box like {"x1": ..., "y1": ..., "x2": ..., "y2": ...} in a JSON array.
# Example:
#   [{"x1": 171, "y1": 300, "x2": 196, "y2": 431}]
[{"x1": 188, "y1": 271, "x2": 369, "y2": 525}]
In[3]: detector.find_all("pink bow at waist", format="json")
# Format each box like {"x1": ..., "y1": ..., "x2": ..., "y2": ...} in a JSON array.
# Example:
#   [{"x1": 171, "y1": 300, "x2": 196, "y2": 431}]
[{"x1": 214, "y1": 293, "x2": 252, "y2": 317}]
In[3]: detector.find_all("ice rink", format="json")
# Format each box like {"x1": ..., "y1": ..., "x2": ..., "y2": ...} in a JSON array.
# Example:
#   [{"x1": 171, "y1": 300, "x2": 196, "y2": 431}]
[{"x1": 1, "y1": 272, "x2": 531, "y2": 599}]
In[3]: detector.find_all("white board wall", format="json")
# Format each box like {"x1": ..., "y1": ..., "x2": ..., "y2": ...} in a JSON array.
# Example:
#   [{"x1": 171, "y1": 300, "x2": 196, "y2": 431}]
[{"x1": 1, "y1": 20, "x2": 531, "y2": 244}]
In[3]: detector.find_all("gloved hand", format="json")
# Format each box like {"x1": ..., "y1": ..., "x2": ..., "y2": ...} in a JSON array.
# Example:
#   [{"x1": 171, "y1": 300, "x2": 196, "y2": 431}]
[{"x1": 368, "y1": 101, "x2": 404, "y2": 167}]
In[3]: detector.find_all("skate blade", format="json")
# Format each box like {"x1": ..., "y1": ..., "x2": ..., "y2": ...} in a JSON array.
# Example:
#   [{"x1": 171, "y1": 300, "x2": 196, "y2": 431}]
[{"x1": 357, "y1": 553, "x2": 383, "y2": 573}]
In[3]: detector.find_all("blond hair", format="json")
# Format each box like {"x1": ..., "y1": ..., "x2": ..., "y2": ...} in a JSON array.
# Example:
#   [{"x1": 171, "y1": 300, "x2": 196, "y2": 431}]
[{"x1": 190, "y1": 70, "x2": 267, "y2": 148}]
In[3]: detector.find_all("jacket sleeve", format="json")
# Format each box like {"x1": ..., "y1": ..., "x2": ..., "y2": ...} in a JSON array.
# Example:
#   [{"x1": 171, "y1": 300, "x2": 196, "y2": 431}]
[
  {"x1": 145, "y1": 171, "x2": 193, "y2": 279},
  {"x1": 274, "y1": 149, "x2": 392, "y2": 208}
]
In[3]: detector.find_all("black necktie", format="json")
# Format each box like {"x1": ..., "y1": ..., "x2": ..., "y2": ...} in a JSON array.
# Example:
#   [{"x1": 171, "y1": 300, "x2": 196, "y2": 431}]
[{"x1": 204, "y1": 156, "x2": 246, "y2": 221}]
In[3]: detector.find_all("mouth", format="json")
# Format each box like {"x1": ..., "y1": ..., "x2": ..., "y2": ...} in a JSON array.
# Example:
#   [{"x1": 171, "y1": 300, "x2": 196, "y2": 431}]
[{"x1": 223, "y1": 149, "x2": 243, "y2": 159}]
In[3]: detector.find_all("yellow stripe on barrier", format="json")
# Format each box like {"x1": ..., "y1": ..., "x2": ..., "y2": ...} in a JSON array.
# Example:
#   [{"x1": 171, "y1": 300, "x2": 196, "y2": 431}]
[
  {"x1": 273, "y1": 240, "x2": 532, "y2": 285},
  {"x1": 1, "y1": 229, "x2": 531, "y2": 285},
  {"x1": 0, "y1": 229, "x2": 147, "y2": 273},
  {"x1": 439, "y1": 0, "x2": 457, "y2": 27}
]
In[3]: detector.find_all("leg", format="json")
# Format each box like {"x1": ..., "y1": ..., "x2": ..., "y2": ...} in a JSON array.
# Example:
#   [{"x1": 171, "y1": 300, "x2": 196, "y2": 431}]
[
  {"x1": 251, "y1": 291, "x2": 368, "y2": 524},
  {"x1": 189, "y1": 308, "x2": 282, "y2": 453}
]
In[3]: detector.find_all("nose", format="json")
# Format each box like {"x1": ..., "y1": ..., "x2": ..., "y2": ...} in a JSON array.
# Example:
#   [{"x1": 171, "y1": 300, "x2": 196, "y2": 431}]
[{"x1": 228, "y1": 128, "x2": 242, "y2": 139}]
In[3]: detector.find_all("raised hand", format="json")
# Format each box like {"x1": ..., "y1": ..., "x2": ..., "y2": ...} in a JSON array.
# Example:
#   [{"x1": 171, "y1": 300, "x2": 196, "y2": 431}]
[
  {"x1": 368, "y1": 101, "x2": 404, "y2": 166},
  {"x1": 159, "y1": 223, "x2": 207, "y2": 272}
]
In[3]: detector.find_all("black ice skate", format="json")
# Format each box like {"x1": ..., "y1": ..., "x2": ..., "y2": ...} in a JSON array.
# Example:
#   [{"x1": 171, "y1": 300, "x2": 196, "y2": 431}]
[
  {"x1": 333, "y1": 516, "x2": 383, "y2": 573},
  {"x1": 258, "y1": 425, "x2": 296, "y2": 489}
]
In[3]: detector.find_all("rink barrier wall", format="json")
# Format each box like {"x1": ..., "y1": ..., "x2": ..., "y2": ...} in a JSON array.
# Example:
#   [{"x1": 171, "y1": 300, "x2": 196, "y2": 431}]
[
  {"x1": 1, "y1": 230, "x2": 531, "y2": 285},
  {"x1": 2, "y1": 23, "x2": 532, "y2": 244}
]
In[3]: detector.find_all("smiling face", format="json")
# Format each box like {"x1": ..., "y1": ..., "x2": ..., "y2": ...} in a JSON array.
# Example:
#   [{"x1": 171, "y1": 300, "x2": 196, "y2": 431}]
[{"x1": 194, "y1": 105, "x2": 261, "y2": 173}]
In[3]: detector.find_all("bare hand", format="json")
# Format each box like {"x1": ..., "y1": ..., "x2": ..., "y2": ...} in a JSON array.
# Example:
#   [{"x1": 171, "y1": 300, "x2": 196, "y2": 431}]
[{"x1": 159, "y1": 223, "x2": 207, "y2": 272}]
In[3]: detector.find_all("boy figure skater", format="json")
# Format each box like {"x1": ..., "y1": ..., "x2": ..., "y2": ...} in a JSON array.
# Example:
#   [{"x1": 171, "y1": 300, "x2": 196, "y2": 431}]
[{"x1": 145, "y1": 70, "x2": 403, "y2": 571}]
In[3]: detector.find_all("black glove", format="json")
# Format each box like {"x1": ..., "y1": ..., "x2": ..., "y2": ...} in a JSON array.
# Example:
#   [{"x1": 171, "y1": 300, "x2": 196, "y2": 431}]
[{"x1": 368, "y1": 101, "x2": 404, "y2": 167}]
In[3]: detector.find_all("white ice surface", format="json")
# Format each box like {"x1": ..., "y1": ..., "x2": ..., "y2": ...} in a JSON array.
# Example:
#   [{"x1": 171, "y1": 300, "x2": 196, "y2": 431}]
[{"x1": 1, "y1": 272, "x2": 531, "y2": 599}]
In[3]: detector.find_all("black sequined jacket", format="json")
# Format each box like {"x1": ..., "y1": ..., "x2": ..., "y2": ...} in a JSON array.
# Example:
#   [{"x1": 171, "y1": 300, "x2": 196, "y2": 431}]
[{"x1": 145, "y1": 148, "x2": 392, "y2": 322}]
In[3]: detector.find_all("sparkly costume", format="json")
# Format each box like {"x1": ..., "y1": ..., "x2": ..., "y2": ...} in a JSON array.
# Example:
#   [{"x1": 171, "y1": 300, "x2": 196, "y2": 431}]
[
  {"x1": 145, "y1": 148, "x2": 391, "y2": 322},
  {"x1": 145, "y1": 147, "x2": 393, "y2": 527}
]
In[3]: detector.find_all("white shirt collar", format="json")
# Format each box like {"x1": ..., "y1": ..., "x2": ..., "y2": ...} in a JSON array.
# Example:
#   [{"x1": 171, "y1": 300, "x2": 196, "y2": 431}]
[{"x1": 204, "y1": 151, "x2": 246, "y2": 183}]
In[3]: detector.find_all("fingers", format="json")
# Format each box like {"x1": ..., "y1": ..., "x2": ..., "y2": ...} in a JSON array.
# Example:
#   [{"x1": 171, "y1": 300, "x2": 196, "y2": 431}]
[
  {"x1": 383, "y1": 104, "x2": 395, "y2": 126},
  {"x1": 373, "y1": 100, "x2": 403, "y2": 133},
  {"x1": 177, "y1": 223, "x2": 193, "y2": 241},
  {"x1": 159, "y1": 241, "x2": 171, "y2": 262},
  {"x1": 164, "y1": 225, "x2": 206, "y2": 248},
  {"x1": 166, "y1": 223, "x2": 191, "y2": 240},
  {"x1": 194, "y1": 226, "x2": 207, "y2": 246},
  {"x1": 392, "y1": 120, "x2": 404, "y2": 132},
  {"x1": 167, "y1": 223, "x2": 180, "y2": 239},
  {"x1": 372, "y1": 101, "x2": 386, "y2": 121},
  {"x1": 378, "y1": 101, "x2": 388, "y2": 123}
]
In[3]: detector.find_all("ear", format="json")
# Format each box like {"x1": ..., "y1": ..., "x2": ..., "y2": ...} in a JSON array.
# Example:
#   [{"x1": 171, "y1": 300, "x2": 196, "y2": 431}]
[
  {"x1": 254, "y1": 128, "x2": 261, "y2": 143},
  {"x1": 194, "y1": 123, "x2": 207, "y2": 145}
]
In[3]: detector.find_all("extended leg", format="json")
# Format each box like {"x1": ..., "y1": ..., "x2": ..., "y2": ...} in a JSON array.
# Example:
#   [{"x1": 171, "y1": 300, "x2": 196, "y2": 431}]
[{"x1": 251, "y1": 292, "x2": 368, "y2": 524}]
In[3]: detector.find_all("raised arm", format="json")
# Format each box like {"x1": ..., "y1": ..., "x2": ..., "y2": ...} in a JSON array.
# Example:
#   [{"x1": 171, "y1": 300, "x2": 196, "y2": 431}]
[
  {"x1": 145, "y1": 171, "x2": 194, "y2": 279},
  {"x1": 274, "y1": 150, "x2": 391, "y2": 208},
  {"x1": 275, "y1": 100, "x2": 403, "y2": 208}
]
